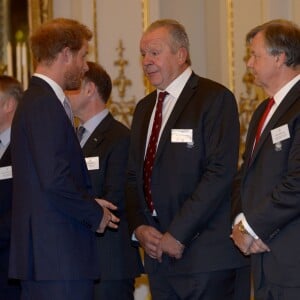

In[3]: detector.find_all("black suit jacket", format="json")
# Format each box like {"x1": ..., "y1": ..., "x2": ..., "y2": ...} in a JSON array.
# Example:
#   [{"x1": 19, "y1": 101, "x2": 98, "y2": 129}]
[
  {"x1": 126, "y1": 72, "x2": 248, "y2": 274},
  {"x1": 0, "y1": 146, "x2": 12, "y2": 250},
  {"x1": 232, "y1": 79, "x2": 300, "y2": 287},
  {"x1": 0, "y1": 145, "x2": 20, "y2": 298},
  {"x1": 9, "y1": 76, "x2": 103, "y2": 280},
  {"x1": 82, "y1": 113, "x2": 143, "y2": 280}
]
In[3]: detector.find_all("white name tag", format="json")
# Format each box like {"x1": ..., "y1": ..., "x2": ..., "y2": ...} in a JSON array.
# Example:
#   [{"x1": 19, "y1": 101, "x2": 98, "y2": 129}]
[
  {"x1": 271, "y1": 124, "x2": 290, "y2": 144},
  {"x1": 171, "y1": 129, "x2": 193, "y2": 143},
  {"x1": 85, "y1": 156, "x2": 99, "y2": 171},
  {"x1": 0, "y1": 166, "x2": 13, "y2": 180}
]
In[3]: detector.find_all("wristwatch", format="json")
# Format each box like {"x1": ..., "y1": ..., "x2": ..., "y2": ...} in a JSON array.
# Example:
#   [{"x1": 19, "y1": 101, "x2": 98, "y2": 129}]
[{"x1": 238, "y1": 221, "x2": 250, "y2": 235}]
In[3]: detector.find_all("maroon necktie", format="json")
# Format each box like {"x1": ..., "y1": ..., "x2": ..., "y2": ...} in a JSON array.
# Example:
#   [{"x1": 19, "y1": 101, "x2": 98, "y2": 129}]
[
  {"x1": 143, "y1": 91, "x2": 168, "y2": 213},
  {"x1": 253, "y1": 97, "x2": 275, "y2": 149}
]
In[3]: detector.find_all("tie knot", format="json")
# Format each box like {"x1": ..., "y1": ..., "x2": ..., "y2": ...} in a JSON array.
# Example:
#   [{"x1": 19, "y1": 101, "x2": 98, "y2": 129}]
[{"x1": 157, "y1": 91, "x2": 168, "y2": 103}]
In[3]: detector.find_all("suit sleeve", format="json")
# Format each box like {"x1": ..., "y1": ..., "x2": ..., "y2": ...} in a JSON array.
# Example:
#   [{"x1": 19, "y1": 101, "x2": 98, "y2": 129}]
[
  {"x1": 21, "y1": 94, "x2": 103, "y2": 231},
  {"x1": 102, "y1": 134, "x2": 130, "y2": 212},
  {"x1": 125, "y1": 101, "x2": 150, "y2": 234}
]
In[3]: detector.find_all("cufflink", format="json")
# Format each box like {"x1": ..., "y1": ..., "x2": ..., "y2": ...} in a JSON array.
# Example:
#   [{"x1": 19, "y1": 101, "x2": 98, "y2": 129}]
[{"x1": 238, "y1": 221, "x2": 250, "y2": 235}]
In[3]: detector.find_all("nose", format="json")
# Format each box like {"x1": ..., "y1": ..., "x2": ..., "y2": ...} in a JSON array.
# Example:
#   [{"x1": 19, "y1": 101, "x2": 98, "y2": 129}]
[
  {"x1": 142, "y1": 53, "x2": 152, "y2": 66},
  {"x1": 246, "y1": 56, "x2": 253, "y2": 68}
]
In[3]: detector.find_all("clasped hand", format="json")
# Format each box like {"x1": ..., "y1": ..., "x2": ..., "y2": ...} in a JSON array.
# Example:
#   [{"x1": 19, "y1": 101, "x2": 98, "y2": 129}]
[
  {"x1": 230, "y1": 223, "x2": 270, "y2": 255},
  {"x1": 95, "y1": 198, "x2": 120, "y2": 233},
  {"x1": 135, "y1": 225, "x2": 185, "y2": 262}
]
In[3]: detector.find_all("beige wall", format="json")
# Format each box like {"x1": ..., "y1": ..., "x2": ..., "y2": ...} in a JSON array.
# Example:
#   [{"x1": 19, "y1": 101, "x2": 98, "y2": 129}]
[{"x1": 53, "y1": 0, "x2": 300, "y2": 107}]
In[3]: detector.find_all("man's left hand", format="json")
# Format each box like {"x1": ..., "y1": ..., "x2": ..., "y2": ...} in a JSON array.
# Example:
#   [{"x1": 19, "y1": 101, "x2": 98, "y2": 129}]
[
  {"x1": 158, "y1": 232, "x2": 185, "y2": 260},
  {"x1": 231, "y1": 223, "x2": 254, "y2": 255}
]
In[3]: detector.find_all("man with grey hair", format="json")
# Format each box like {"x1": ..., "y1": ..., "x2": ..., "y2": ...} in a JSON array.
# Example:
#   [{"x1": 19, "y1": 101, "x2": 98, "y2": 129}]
[
  {"x1": 126, "y1": 18, "x2": 250, "y2": 299},
  {"x1": 231, "y1": 19, "x2": 300, "y2": 300}
]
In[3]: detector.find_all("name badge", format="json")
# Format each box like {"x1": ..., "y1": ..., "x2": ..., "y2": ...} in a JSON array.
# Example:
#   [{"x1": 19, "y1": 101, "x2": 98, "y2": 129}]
[
  {"x1": 85, "y1": 156, "x2": 99, "y2": 171},
  {"x1": 0, "y1": 166, "x2": 13, "y2": 180},
  {"x1": 171, "y1": 129, "x2": 193, "y2": 143},
  {"x1": 271, "y1": 124, "x2": 290, "y2": 144}
]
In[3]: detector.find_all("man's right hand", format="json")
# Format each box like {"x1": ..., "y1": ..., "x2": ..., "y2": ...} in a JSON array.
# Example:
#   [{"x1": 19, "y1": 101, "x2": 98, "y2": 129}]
[
  {"x1": 95, "y1": 198, "x2": 120, "y2": 233},
  {"x1": 135, "y1": 225, "x2": 163, "y2": 261}
]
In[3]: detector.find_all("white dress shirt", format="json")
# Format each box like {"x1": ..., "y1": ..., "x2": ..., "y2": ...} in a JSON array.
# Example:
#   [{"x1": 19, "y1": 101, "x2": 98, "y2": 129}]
[
  {"x1": 0, "y1": 127, "x2": 10, "y2": 159},
  {"x1": 145, "y1": 67, "x2": 193, "y2": 155}
]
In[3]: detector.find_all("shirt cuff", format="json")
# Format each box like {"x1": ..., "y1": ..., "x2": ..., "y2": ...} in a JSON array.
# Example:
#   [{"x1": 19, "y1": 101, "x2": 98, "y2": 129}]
[{"x1": 241, "y1": 214, "x2": 259, "y2": 239}]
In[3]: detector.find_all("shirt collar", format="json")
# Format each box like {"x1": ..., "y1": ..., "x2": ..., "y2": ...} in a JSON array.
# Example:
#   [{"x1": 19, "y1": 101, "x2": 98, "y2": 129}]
[
  {"x1": 33, "y1": 73, "x2": 66, "y2": 104},
  {"x1": 81, "y1": 109, "x2": 109, "y2": 134},
  {"x1": 0, "y1": 127, "x2": 11, "y2": 147},
  {"x1": 158, "y1": 66, "x2": 192, "y2": 98},
  {"x1": 273, "y1": 74, "x2": 300, "y2": 106}
]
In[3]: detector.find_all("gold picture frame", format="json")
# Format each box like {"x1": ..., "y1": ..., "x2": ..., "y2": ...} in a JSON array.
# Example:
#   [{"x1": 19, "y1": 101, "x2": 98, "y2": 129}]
[{"x1": 28, "y1": 0, "x2": 53, "y2": 35}]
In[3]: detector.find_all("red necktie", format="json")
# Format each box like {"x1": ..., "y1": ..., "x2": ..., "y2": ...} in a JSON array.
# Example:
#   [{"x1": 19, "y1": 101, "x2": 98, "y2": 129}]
[
  {"x1": 143, "y1": 91, "x2": 168, "y2": 213},
  {"x1": 253, "y1": 97, "x2": 275, "y2": 149}
]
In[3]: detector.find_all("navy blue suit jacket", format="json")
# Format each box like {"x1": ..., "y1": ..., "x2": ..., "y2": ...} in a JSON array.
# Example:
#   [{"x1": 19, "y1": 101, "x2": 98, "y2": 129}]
[
  {"x1": 9, "y1": 76, "x2": 103, "y2": 280},
  {"x1": 82, "y1": 113, "x2": 143, "y2": 280}
]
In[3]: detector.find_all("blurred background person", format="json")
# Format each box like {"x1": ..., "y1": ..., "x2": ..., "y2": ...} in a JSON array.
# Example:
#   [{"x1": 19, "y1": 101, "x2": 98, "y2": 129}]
[
  {"x1": 67, "y1": 61, "x2": 143, "y2": 300},
  {"x1": 0, "y1": 75, "x2": 22, "y2": 300}
]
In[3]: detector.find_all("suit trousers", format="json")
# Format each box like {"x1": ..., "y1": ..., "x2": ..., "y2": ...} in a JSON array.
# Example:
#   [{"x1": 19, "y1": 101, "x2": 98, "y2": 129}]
[
  {"x1": 21, "y1": 280, "x2": 93, "y2": 300},
  {"x1": 255, "y1": 279, "x2": 300, "y2": 300},
  {"x1": 0, "y1": 283, "x2": 21, "y2": 300},
  {"x1": 94, "y1": 278, "x2": 135, "y2": 300},
  {"x1": 148, "y1": 266, "x2": 250, "y2": 300}
]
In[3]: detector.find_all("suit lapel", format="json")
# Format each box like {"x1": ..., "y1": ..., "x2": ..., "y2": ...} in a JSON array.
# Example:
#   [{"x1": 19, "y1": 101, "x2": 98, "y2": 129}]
[
  {"x1": 0, "y1": 145, "x2": 11, "y2": 167},
  {"x1": 137, "y1": 94, "x2": 156, "y2": 165},
  {"x1": 250, "y1": 80, "x2": 300, "y2": 164},
  {"x1": 82, "y1": 113, "x2": 113, "y2": 156},
  {"x1": 155, "y1": 73, "x2": 198, "y2": 162}
]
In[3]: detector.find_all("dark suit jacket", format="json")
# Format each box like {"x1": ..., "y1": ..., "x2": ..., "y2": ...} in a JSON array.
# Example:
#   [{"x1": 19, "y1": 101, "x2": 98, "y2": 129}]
[
  {"x1": 82, "y1": 113, "x2": 143, "y2": 280},
  {"x1": 0, "y1": 146, "x2": 12, "y2": 251},
  {"x1": 232, "y1": 79, "x2": 300, "y2": 288},
  {"x1": 9, "y1": 76, "x2": 104, "y2": 280},
  {"x1": 126, "y1": 72, "x2": 248, "y2": 274},
  {"x1": 0, "y1": 145, "x2": 20, "y2": 298}
]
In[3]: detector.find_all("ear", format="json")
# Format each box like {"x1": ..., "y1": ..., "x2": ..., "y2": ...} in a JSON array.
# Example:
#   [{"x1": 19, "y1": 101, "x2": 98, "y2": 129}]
[
  {"x1": 275, "y1": 52, "x2": 286, "y2": 67},
  {"x1": 61, "y1": 47, "x2": 73, "y2": 63},
  {"x1": 3, "y1": 97, "x2": 17, "y2": 113},
  {"x1": 84, "y1": 81, "x2": 96, "y2": 97},
  {"x1": 177, "y1": 47, "x2": 188, "y2": 65}
]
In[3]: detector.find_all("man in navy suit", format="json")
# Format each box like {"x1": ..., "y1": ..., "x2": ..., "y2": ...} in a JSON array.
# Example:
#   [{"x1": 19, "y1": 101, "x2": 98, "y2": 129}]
[
  {"x1": 0, "y1": 75, "x2": 23, "y2": 300},
  {"x1": 67, "y1": 61, "x2": 143, "y2": 300},
  {"x1": 126, "y1": 19, "x2": 250, "y2": 299},
  {"x1": 9, "y1": 18, "x2": 119, "y2": 300},
  {"x1": 231, "y1": 19, "x2": 300, "y2": 300}
]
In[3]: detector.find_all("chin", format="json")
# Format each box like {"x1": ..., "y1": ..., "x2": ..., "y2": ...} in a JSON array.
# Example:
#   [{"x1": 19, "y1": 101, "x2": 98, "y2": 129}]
[{"x1": 66, "y1": 81, "x2": 81, "y2": 91}]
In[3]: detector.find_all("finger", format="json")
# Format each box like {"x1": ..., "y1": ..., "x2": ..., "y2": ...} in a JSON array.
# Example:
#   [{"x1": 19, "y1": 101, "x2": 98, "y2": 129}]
[
  {"x1": 105, "y1": 202, "x2": 118, "y2": 210},
  {"x1": 110, "y1": 213, "x2": 120, "y2": 223},
  {"x1": 256, "y1": 240, "x2": 271, "y2": 252}
]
